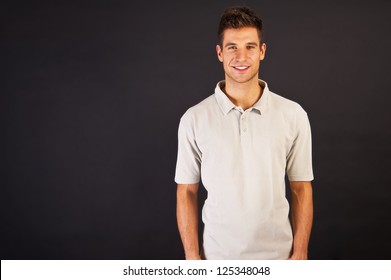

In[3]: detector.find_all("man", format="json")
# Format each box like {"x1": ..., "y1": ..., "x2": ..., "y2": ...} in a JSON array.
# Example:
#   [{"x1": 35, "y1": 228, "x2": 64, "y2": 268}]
[{"x1": 175, "y1": 6, "x2": 313, "y2": 260}]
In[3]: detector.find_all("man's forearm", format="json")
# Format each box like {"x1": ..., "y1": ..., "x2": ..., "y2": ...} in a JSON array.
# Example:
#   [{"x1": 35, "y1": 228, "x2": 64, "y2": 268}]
[
  {"x1": 176, "y1": 184, "x2": 201, "y2": 260},
  {"x1": 289, "y1": 181, "x2": 313, "y2": 260}
]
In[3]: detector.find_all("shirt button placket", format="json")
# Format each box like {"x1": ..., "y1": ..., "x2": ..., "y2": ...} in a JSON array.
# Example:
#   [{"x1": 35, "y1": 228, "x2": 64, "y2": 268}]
[{"x1": 241, "y1": 113, "x2": 247, "y2": 134}]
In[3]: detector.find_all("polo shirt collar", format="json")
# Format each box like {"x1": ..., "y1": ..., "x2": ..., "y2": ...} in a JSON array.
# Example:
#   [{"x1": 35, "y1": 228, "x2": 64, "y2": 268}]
[{"x1": 214, "y1": 79, "x2": 270, "y2": 115}]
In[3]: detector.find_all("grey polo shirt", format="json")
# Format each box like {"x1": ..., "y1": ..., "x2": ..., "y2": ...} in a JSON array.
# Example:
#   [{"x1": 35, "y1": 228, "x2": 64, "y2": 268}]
[{"x1": 175, "y1": 80, "x2": 314, "y2": 260}]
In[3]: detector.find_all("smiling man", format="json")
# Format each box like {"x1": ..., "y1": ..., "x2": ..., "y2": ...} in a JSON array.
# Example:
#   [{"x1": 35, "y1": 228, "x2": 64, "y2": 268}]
[{"x1": 175, "y1": 6, "x2": 314, "y2": 260}]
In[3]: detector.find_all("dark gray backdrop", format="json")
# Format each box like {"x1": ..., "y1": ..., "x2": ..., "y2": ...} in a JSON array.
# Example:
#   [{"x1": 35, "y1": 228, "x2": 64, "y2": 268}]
[{"x1": 1, "y1": 0, "x2": 390, "y2": 259}]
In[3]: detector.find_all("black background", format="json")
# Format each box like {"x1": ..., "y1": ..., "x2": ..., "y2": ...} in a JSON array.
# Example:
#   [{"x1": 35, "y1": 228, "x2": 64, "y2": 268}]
[{"x1": 1, "y1": 0, "x2": 391, "y2": 259}]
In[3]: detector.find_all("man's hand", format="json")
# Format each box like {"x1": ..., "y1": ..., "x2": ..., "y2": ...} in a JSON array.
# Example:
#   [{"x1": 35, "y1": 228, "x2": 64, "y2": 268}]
[
  {"x1": 185, "y1": 254, "x2": 202, "y2": 260},
  {"x1": 287, "y1": 251, "x2": 308, "y2": 260}
]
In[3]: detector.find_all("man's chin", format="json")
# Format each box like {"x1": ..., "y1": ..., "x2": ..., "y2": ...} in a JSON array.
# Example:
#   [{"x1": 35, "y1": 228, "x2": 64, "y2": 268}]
[{"x1": 226, "y1": 74, "x2": 258, "y2": 84}]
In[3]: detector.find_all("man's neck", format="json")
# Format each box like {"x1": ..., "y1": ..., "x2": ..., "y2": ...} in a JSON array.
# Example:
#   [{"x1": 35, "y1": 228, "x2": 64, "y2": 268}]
[{"x1": 223, "y1": 77, "x2": 263, "y2": 110}]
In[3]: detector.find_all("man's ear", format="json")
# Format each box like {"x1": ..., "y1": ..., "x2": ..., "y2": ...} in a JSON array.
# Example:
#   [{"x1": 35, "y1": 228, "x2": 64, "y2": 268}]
[
  {"x1": 260, "y1": 43, "x2": 267, "y2": 61},
  {"x1": 216, "y1": 45, "x2": 223, "y2": 62}
]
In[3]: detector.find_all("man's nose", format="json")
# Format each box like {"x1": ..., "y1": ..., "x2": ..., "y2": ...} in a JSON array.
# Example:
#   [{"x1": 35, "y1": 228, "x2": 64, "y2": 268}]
[{"x1": 235, "y1": 49, "x2": 247, "y2": 61}]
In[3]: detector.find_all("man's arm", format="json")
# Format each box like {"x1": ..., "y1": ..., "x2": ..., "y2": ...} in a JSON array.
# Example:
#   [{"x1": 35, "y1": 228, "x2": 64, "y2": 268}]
[
  {"x1": 176, "y1": 183, "x2": 201, "y2": 260},
  {"x1": 288, "y1": 181, "x2": 313, "y2": 260}
]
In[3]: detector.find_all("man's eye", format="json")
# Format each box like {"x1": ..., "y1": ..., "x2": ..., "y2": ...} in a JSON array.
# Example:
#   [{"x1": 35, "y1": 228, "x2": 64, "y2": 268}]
[
  {"x1": 228, "y1": 46, "x2": 236, "y2": 50},
  {"x1": 247, "y1": 46, "x2": 255, "y2": 49}
]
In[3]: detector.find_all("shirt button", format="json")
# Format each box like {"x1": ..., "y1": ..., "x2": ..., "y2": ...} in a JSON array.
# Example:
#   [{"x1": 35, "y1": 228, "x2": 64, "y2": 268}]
[
  {"x1": 243, "y1": 128, "x2": 247, "y2": 132},
  {"x1": 241, "y1": 116, "x2": 245, "y2": 120}
]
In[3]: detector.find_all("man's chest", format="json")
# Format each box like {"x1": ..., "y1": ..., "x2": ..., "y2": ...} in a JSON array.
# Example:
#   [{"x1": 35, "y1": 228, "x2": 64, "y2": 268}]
[{"x1": 195, "y1": 110, "x2": 295, "y2": 161}]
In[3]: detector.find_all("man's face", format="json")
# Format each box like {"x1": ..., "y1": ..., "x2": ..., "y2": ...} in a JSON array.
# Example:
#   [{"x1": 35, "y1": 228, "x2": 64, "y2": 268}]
[{"x1": 216, "y1": 27, "x2": 266, "y2": 85}]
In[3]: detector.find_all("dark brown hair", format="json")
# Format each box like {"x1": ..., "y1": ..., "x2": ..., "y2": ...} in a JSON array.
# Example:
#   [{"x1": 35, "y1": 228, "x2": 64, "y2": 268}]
[{"x1": 217, "y1": 6, "x2": 263, "y2": 45}]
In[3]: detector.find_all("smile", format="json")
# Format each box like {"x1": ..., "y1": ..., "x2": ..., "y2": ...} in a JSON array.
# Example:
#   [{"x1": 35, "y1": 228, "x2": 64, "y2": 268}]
[{"x1": 233, "y1": 66, "x2": 250, "y2": 71}]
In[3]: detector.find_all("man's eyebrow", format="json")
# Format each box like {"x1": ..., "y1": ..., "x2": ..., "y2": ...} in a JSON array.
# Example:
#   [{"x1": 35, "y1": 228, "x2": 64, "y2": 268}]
[
  {"x1": 224, "y1": 42, "x2": 237, "y2": 47},
  {"x1": 224, "y1": 42, "x2": 259, "y2": 47}
]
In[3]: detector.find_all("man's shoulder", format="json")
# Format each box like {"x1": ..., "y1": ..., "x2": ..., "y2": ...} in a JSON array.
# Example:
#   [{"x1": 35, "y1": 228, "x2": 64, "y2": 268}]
[
  {"x1": 269, "y1": 90, "x2": 307, "y2": 115},
  {"x1": 181, "y1": 94, "x2": 217, "y2": 119}
]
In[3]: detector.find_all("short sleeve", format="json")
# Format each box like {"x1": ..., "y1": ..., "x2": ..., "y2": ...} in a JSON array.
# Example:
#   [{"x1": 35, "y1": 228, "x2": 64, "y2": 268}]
[
  {"x1": 286, "y1": 108, "x2": 314, "y2": 181},
  {"x1": 174, "y1": 111, "x2": 202, "y2": 184}
]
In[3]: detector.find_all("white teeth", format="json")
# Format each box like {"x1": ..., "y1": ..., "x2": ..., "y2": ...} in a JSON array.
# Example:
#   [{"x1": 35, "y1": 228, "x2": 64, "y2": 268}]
[{"x1": 234, "y1": 66, "x2": 249, "y2": 70}]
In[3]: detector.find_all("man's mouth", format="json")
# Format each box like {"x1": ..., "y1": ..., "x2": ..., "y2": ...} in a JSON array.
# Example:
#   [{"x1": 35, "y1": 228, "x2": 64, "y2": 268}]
[{"x1": 233, "y1": 66, "x2": 250, "y2": 71}]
